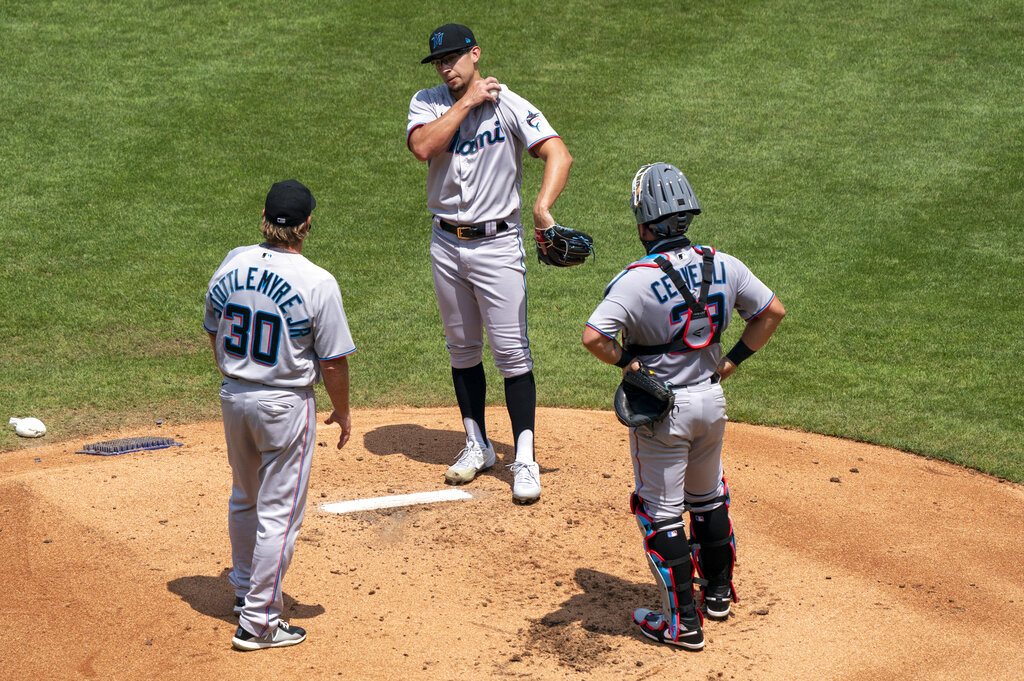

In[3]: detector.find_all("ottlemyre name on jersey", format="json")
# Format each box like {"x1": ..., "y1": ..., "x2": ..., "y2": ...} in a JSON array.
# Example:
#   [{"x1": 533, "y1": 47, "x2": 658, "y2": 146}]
[
  {"x1": 447, "y1": 118, "x2": 506, "y2": 156},
  {"x1": 209, "y1": 267, "x2": 303, "y2": 316}
]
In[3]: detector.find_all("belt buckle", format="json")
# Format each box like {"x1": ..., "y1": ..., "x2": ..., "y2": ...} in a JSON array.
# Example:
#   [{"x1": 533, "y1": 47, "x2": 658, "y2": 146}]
[{"x1": 456, "y1": 225, "x2": 474, "y2": 239}]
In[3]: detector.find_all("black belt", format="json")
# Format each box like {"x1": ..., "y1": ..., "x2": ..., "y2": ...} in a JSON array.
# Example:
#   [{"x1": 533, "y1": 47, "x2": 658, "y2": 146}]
[
  {"x1": 439, "y1": 219, "x2": 510, "y2": 240},
  {"x1": 675, "y1": 374, "x2": 722, "y2": 389}
]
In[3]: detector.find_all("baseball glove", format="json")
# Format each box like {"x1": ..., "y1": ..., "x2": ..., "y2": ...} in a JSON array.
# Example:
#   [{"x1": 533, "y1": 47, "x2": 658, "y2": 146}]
[
  {"x1": 614, "y1": 367, "x2": 675, "y2": 428},
  {"x1": 536, "y1": 224, "x2": 595, "y2": 267}
]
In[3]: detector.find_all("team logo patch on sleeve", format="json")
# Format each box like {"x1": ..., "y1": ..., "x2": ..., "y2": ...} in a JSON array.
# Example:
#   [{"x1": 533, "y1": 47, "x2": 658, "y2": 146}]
[{"x1": 526, "y1": 111, "x2": 541, "y2": 129}]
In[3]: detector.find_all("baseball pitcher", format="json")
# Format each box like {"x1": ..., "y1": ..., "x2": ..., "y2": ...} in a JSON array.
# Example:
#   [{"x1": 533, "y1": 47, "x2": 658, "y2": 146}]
[{"x1": 407, "y1": 23, "x2": 574, "y2": 504}]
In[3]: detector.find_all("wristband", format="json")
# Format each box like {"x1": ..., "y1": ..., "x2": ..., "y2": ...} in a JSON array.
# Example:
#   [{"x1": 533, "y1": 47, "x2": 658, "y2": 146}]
[
  {"x1": 725, "y1": 339, "x2": 755, "y2": 366},
  {"x1": 614, "y1": 349, "x2": 636, "y2": 368}
]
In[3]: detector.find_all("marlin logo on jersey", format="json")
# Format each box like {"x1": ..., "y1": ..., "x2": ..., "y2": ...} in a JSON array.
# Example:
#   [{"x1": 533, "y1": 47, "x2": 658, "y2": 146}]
[
  {"x1": 447, "y1": 118, "x2": 507, "y2": 156},
  {"x1": 431, "y1": 31, "x2": 444, "y2": 48},
  {"x1": 525, "y1": 111, "x2": 541, "y2": 129}
]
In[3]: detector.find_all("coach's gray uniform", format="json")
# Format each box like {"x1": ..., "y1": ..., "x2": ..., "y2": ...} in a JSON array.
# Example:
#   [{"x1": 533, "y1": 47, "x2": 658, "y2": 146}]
[
  {"x1": 586, "y1": 245, "x2": 775, "y2": 521},
  {"x1": 204, "y1": 244, "x2": 355, "y2": 638},
  {"x1": 407, "y1": 83, "x2": 559, "y2": 376}
]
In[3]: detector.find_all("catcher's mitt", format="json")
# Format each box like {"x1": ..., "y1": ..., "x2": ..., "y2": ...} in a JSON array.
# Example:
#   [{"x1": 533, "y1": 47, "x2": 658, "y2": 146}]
[
  {"x1": 536, "y1": 224, "x2": 595, "y2": 267},
  {"x1": 614, "y1": 367, "x2": 675, "y2": 428}
]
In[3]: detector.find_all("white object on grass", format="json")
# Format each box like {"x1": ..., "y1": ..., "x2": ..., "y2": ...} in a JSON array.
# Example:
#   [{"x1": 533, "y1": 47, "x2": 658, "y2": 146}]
[{"x1": 9, "y1": 417, "x2": 46, "y2": 438}]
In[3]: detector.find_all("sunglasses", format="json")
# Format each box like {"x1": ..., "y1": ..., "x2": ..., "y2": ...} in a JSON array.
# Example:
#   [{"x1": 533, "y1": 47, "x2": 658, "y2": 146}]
[{"x1": 431, "y1": 48, "x2": 470, "y2": 67}]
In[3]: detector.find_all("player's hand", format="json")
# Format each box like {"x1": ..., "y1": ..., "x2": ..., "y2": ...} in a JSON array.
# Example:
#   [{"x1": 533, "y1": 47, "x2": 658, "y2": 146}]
[
  {"x1": 533, "y1": 203, "x2": 557, "y2": 255},
  {"x1": 324, "y1": 410, "x2": 352, "y2": 449},
  {"x1": 621, "y1": 358, "x2": 642, "y2": 376},
  {"x1": 465, "y1": 76, "x2": 500, "y2": 108},
  {"x1": 533, "y1": 204, "x2": 556, "y2": 233},
  {"x1": 534, "y1": 227, "x2": 549, "y2": 254},
  {"x1": 715, "y1": 358, "x2": 737, "y2": 382}
]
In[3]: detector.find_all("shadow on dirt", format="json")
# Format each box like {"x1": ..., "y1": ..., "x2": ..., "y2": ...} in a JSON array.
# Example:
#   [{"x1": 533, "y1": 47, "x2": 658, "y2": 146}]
[
  {"x1": 167, "y1": 568, "x2": 326, "y2": 621},
  {"x1": 363, "y1": 423, "x2": 557, "y2": 477},
  {"x1": 527, "y1": 567, "x2": 655, "y2": 670}
]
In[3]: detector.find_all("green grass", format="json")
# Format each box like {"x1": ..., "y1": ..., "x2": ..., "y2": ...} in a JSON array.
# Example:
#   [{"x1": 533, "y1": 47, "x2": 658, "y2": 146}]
[{"x1": 1, "y1": 0, "x2": 1021, "y2": 481}]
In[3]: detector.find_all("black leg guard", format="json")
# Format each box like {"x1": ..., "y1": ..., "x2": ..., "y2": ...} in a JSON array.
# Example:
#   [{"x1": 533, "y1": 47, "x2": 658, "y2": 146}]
[
  {"x1": 452, "y1": 364, "x2": 487, "y2": 443},
  {"x1": 688, "y1": 479, "x2": 737, "y2": 617},
  {"x1": 503, "y1": 371, "x2": 536, "y2": 449},
  {"x1": 630, "y1": 493, "x2": 703, "y2": 647}
]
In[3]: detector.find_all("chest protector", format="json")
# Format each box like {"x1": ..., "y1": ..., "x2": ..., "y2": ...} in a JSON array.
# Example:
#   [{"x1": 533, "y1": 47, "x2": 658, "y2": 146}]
[{"x1": 628, "y1": 248, "x2": 720, "y2": 355}]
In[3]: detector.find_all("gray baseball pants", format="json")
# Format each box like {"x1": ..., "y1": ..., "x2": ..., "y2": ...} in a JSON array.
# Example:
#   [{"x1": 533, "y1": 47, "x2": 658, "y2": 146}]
[
  {"x1": 219, "y1": 377, "x2": 316, "y2": 637},
  {"x1": 631, "y1": 379, "x2": 728, "y2": 524}
]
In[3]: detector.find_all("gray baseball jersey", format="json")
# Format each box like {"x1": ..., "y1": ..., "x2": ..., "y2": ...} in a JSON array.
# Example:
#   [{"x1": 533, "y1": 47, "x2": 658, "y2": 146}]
[
  {"x1": 204, "y1": 244, "x2": 355, "y2": 386},
  {"x1": 407, "y1": 83, "x2": 559, "y2": 223},
  {"x1": 587, "y1": 244, "x2": 775, "y2": 520},
  {"x1": 587, "y1": 246, "x2": 775, "y2": 387},
  {"x1": 407, "y1": 83, "x2": 559, "y2": 378},
  {"x1": 203, "y1": 242, "x2": 355, "y2": 638}
]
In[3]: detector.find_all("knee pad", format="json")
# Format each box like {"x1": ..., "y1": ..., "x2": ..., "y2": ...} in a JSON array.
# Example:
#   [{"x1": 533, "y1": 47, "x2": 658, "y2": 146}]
[
  {"x1": 687, "y1": 478, "x2": 737, "y2": 605},
  {"x1": 631, "y1": 493, "x2": 696, "y2": 620}
]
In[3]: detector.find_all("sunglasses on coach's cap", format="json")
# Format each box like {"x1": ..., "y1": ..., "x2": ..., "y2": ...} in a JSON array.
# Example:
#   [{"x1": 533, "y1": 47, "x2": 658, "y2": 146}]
[
  {"x1": 420, "y1": 23, "x2": 476, "y2": 64},
  {"x1": 265, "y1": 179, "x2": 316, "y2": 227}
]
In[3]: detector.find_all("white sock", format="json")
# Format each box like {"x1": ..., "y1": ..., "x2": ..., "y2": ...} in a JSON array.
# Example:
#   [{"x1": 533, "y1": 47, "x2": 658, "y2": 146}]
[
  {"x1": 515, "y1": 430, "x2": 535, "y2": 463},
  {"x1": 463, "y1": 418, "x2": 488, "y2": 448}
]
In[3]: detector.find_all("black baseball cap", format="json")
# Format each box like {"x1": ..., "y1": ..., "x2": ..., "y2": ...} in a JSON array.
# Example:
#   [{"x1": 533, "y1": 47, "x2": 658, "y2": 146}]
[
  {"x1": 265, "y1": 179, "x2": 316, "y2": 227},
  {"x1": 421, "y1": 24, "x2": 476, "y2": 64}
]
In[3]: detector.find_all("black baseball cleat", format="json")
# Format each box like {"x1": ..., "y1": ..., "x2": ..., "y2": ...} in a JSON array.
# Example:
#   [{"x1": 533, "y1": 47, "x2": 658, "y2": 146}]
[
  {"x1": 632, "y1": 607, "x2": 705, "y2": 650},
  {"x1": 233, "y1": 597, "x2": 244, "y2": 616},
  {"x1": 703, "y1": 583, "x2": 734, "y2": 620},
  {"x1": 232, "y1": 621, "x2": 306, "y2": 651}
]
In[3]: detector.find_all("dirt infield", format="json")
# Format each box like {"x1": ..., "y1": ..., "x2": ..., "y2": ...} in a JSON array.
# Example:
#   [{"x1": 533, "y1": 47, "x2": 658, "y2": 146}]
[{"x1": 3, "y1": 406, "x2": 1022, "y2": 681}]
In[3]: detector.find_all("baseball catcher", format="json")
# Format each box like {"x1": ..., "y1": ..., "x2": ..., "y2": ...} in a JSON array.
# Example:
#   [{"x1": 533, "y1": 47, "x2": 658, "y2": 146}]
[
  {"x1": 536, "y1": 224, "x2": 595, "y2": 267},
  {"x1": 582, "y1": 162, "x2": 785, "y2": 650}
]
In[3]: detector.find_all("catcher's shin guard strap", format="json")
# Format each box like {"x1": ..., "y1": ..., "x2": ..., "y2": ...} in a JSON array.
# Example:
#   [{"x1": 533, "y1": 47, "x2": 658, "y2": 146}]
[
  {"x1": 685, "y1": 476, "x2": 732, "y2": 514},
  {"x1": 630, "y1": 493, "x2": 686, "y2": 532}
]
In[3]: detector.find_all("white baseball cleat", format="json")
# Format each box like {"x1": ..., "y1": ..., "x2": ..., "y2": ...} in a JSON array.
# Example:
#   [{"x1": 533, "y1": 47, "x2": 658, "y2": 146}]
[
  {"x1": 509, "y1": 461, "x2": 541, "y2": 504},
  {"x1": 445, "y1": 441, "x2": 495, "y2": 484},
  {"x1": 232, "y1": 621, "x2": 306, "y2": 651}
]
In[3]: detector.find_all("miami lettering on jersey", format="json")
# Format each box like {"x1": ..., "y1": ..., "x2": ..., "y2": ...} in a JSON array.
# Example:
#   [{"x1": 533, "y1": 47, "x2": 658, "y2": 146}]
[
  {"x1": 447, "y1": 118, "x2": 506, "y2": 156},
  {"x1": 208, "y1": 266, "x2": 304, "y2": 317}
]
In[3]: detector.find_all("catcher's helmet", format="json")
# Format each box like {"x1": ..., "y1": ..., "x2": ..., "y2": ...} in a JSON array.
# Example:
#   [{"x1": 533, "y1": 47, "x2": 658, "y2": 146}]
[{"x1": 631, "y1": 163, "x2": 701, "y2": 237}]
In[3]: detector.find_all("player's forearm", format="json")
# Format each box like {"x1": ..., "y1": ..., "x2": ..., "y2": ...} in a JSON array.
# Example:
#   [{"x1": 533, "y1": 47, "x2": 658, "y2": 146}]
[
  {"x1": 532, "y1": 141, "x2": 573, "y2": 226},
  {"x1": 409, "y1": 101, "x2": 473, "y2": 161},
  {"x1": 319, "y1": 357, "x2": 351, "y2": 416}
]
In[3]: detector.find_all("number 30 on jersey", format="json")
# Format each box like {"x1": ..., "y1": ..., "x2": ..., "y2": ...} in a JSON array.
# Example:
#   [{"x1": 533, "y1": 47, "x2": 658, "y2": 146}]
[{"x1": 223, "y1": 304, "x2": 282, "y2": 366}]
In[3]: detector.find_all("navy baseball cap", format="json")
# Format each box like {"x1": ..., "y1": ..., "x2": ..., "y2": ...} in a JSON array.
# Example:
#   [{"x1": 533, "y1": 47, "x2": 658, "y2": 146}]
[
  {"x1": 265, "y1": 179, "x2": 316, "y2": 227},
  {"x1": 421, "y1": 24, "x2": 476, "y2": 64}
]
